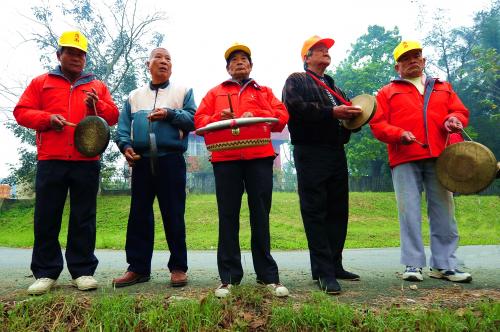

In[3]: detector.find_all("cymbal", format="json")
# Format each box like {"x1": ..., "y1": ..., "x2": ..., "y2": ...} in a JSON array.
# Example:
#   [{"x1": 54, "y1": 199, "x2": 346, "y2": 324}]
[
  {"x1": 341, "y1": 94, "x2": 377, "y2": 130},
  {"x1": 436, "y1": 141, "x2": 497, "y2": 194}
]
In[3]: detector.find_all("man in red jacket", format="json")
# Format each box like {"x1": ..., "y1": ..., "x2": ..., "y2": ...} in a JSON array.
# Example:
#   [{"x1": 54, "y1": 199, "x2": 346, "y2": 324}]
[
  {"x1": 13, "y1": 31, "x2": 119, "y2": 295},
  {"x1": 370, "y1": 40, "x2": 471, "y2": 283},
  {"x1": 195, "y1": 43, "x2": 289, "y2": 298}
]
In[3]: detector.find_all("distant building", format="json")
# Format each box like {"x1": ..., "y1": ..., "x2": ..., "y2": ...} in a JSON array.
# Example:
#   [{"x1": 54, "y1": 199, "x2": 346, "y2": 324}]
[{"x1": 0, "y1": 184, "x2": 11, "y2": 198}]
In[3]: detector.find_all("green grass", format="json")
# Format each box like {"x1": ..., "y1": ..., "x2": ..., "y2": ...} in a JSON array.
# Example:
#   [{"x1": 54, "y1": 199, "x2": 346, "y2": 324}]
[
  {"x1": 0, "y1": 193, "x2": 498, "y2": 249},
  {"x1": 1, "y1": 288, "x2": 499, "y2": 331}
]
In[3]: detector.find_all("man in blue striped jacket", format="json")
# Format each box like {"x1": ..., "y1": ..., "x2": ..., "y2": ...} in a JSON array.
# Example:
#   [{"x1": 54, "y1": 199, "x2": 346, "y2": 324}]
[{"x1": 113, "y1": 47, "x2": 196, "y2": 288}]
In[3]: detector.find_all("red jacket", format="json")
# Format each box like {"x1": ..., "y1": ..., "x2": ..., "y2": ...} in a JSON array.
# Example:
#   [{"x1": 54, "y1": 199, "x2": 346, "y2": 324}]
[
  {"x1": 14, "y1": 67, "x2": 119, "y2": 161},
  {"x1": 370, "y1": 78, "x2": 469, "y2": 167},
  {"x1": 195, "y1": 79, "x2": 289, "y2": 162}
]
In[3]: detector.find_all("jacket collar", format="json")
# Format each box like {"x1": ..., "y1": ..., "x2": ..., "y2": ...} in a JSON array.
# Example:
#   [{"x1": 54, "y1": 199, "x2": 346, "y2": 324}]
[
  {"x1": 222, "y1": 78, "x2": 261, "y2": 90},
  {"x1": 149, "y1": 80, "x2": 170, "y2": 90},
  {"x1": 392, "y1": 75, "x2": 443, "y2": 84},
  {"x1": 306, "y1": 69, "x2": 336, "y2": 85},
  {"x1": 48, "y1": 65, "x2": 94, "y2": 85}
]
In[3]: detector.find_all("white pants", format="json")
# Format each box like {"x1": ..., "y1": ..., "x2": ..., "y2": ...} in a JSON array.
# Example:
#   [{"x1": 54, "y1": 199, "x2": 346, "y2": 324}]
[{"x1": 392, "y1": 159, "x2": 459, "y2": 270}]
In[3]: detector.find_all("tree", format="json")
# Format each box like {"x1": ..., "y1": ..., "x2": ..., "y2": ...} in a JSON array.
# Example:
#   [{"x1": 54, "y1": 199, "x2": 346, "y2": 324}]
[
  {"x1": 4, "y1": 0, "x2": 166, "y2": 191},
  {"x1": 423, "y1": 0, "x2": 499, "y2": 157},
  {"x1": 331, "y1": 25, "x2": 402, "y2": 178}
]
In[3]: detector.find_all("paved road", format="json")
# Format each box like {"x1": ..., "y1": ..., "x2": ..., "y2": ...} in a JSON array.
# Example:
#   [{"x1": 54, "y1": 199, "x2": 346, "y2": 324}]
[{"x1": 2, "y1": 245, "x2": 499, "y2": 300}]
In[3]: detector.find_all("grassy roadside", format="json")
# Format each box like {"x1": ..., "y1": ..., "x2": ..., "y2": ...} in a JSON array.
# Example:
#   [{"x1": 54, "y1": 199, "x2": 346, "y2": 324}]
[
  {"x1": 2, "y1": 287, "x2": 499, "y2": 331},
  {"x1": 0, "y1": 192, "x2": 498, "y2": 249}
]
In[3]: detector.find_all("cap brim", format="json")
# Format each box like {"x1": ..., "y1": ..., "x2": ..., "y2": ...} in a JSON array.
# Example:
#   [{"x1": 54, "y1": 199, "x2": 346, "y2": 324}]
[
  {"x1": 59, "y1": 44, "x2": 87, "y2": 53},
  {"x1": 312, "y1": 38, "x2": 335, "y2": 50}
]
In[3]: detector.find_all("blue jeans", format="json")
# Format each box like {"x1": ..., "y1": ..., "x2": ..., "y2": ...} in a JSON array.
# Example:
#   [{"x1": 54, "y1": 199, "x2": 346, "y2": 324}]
[{"x1": 392, "y1": 159, "x2": 459, "y2": 270}]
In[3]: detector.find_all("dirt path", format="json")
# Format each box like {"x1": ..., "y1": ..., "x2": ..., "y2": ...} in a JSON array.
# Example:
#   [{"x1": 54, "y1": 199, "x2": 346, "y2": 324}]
[{"x1": 1, "y1": 245, "x2": 499, "y2": 303}]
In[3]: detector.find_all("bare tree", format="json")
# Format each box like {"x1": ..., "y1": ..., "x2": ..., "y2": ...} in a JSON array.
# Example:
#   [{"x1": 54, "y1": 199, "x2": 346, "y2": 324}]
[{"x1": 2, "y1": 0, "x2": 167, "y2": 190}]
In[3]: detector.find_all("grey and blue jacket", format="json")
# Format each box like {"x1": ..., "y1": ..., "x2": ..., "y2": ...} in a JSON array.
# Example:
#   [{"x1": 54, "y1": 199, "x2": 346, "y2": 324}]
[{"x1": 115, "y1": 81, "x2": 196, "y2": 156}]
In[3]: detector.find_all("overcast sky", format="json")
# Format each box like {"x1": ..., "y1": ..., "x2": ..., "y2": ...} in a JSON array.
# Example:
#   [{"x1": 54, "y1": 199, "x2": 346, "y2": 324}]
[{"x1": 0, "y1": 0, "x2": 494, "y2": 179}]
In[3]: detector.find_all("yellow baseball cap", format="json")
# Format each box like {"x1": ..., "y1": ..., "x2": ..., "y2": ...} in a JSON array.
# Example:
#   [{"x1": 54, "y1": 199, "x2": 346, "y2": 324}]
[
  {"x1": 58, "y1": 31, "x2": 88, "y2": 53},
  {"x1": 301, "y1": 35, "x2": 335, "y2": 61},
  {"x1": 393, "y1": 40, "x2": 422, "y2": 62},
  {"x1": 224, "y1": 42, "x2": 251, "y2": 60}
]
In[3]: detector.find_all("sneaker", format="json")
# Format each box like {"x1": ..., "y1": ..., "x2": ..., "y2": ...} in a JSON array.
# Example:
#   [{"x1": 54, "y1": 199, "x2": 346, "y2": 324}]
[
  {"x1": 71, "y1": 276, "x2": 98, "y2": 291},
  {"x1": 27, "y1": 278, "x2": 56, "y2": 295},
  {"x1": 266, "y1": 283, "x2": 289, "y2": 297},
  {"x1": 429, "y1": 268, "x2": 472, "y2": 283},
  {"x1": 214, "y1": 284, "x2": 232, "y2": 298},
  {"x1": 402, "y1": 266, "x2": 423, "y2": 281}
]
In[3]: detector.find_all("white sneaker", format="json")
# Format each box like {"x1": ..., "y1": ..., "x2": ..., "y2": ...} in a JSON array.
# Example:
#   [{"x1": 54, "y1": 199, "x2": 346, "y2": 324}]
[
  {"x1": 214, "y1": 284, "x2": 232, "y2": 298},
  {"x1": 27, "y1": 278, "x2": 56, "y2": 295},
  {"x1": 429, "y1": 268, "x2": 472, "y2": 283},
  {"x1": 71, "y1": 276, "x2": 98, "y2": 290},
  {"x1": 266, "y1": 283, "x2": 290, "y2": 297},
  {"x1": 402, "y1": 266, "x2": 423, "y2": 281}
]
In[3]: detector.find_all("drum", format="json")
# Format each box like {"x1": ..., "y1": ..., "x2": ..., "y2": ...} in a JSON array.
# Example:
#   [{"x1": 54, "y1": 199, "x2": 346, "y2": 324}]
[
  {"x1": 436, "y1": 141, "x2": 498, "y2": 194},
  {"x1": 196, "y1": 117, "x2": 278, "y2": 152},
  {"x1": 341, "y1": 94, "x2": 377, "y2": 130}
]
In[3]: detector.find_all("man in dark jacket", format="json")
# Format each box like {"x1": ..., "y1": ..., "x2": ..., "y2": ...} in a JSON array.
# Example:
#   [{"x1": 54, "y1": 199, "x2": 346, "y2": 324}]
[
  {"x1": 14, "y1": 30, "x2": 119, "y2": 295},
  {"x1": 282, "y1": 35, "x2": 362, "y2": 294},
  {"x1": 113, "y1": 47, "x2": 196, "y2": 288}
]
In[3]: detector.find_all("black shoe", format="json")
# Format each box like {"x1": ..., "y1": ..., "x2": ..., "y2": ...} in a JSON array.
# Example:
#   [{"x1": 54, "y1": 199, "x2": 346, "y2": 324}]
[
  {"x1": 317, "y1": 276, "x2": 341, "y2": 295},
  {"x1": 335, "y1": 269, "x2": 360, "y2": 281}
]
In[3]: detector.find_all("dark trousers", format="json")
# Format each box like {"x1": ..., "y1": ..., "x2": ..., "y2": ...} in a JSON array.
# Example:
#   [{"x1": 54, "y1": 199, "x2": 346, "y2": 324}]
[
  {"x1": 293, "y1": 145, "x2": 349, "y2": 279},
  {"x1": 126, "y1": 154, "x2": 188, "y2": 275},
  {"x1": 31, "y1": 160, "x2": 100, "y2": 279},
  {"x1": 213, "y1": 158, "x2": 279, "y2": 285}
]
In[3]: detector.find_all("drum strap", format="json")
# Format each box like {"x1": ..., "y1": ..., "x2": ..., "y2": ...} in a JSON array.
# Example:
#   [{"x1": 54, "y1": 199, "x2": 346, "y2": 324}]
[{"x1": 306, "y1": 72, "x2": 352, "y2": 106}]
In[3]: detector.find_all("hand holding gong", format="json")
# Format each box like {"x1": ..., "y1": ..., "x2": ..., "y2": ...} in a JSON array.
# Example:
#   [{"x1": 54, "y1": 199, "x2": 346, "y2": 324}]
[
  {"x1": 332, "y1": 105, "x2": 362, "y2": 120},
  {"x1": 83, "y1": 88, "x2": 99, "y2": 111}
]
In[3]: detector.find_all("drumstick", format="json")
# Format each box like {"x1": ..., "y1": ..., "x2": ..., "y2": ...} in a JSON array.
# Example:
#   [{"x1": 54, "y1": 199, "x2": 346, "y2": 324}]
[
  {"x1": 227, "y1": 94, "x2": 234, "y2": 114},
  {"x1": 413, "y1": 138, "x2": 428, "y2": 148},
  {"x1": 61, "y1": 120, "x2": 77, "y2": 127}
]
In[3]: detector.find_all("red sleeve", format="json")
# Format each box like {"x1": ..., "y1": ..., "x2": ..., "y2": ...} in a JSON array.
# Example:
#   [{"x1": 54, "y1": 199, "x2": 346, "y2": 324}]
[
  {"x1": 442, "y1": 83, "x2": 469, "y2": 128},
  {"x1": 260, "y1": 87, "x2": 288, "y2": 133},
  {"x1": 194, "y1": 88, "x2": 219, "y2": 132},
  {"x1": 93, "y1": 81, "x2": 119, "y2": 126},
  {"x1": 369, "y1": 86, "x2": 405, "y2": 144},
  {"x1": 13, "y1": 76, "x2": 52, "y2": 131}
]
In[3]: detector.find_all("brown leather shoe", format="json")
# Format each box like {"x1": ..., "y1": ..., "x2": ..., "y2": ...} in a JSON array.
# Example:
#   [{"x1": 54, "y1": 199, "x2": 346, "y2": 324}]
[
  {"x1": 112, "y1": 271, "x2": 150, "y2": 288},
  {"x1": 170, "y1": 270, "x2": 188, "y2": 287}
]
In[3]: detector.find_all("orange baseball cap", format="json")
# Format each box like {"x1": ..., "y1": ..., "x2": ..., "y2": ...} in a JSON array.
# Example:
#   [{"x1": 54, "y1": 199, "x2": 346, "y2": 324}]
[{"x1": 301, "y1": 35, "x2": 335, "y2": 60}]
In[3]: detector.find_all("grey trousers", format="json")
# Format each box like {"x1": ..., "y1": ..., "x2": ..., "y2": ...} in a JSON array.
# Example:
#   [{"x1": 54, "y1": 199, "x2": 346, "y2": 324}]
[{"x1": 392, "y1": 159, "x2": 459, "y2": 270}]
